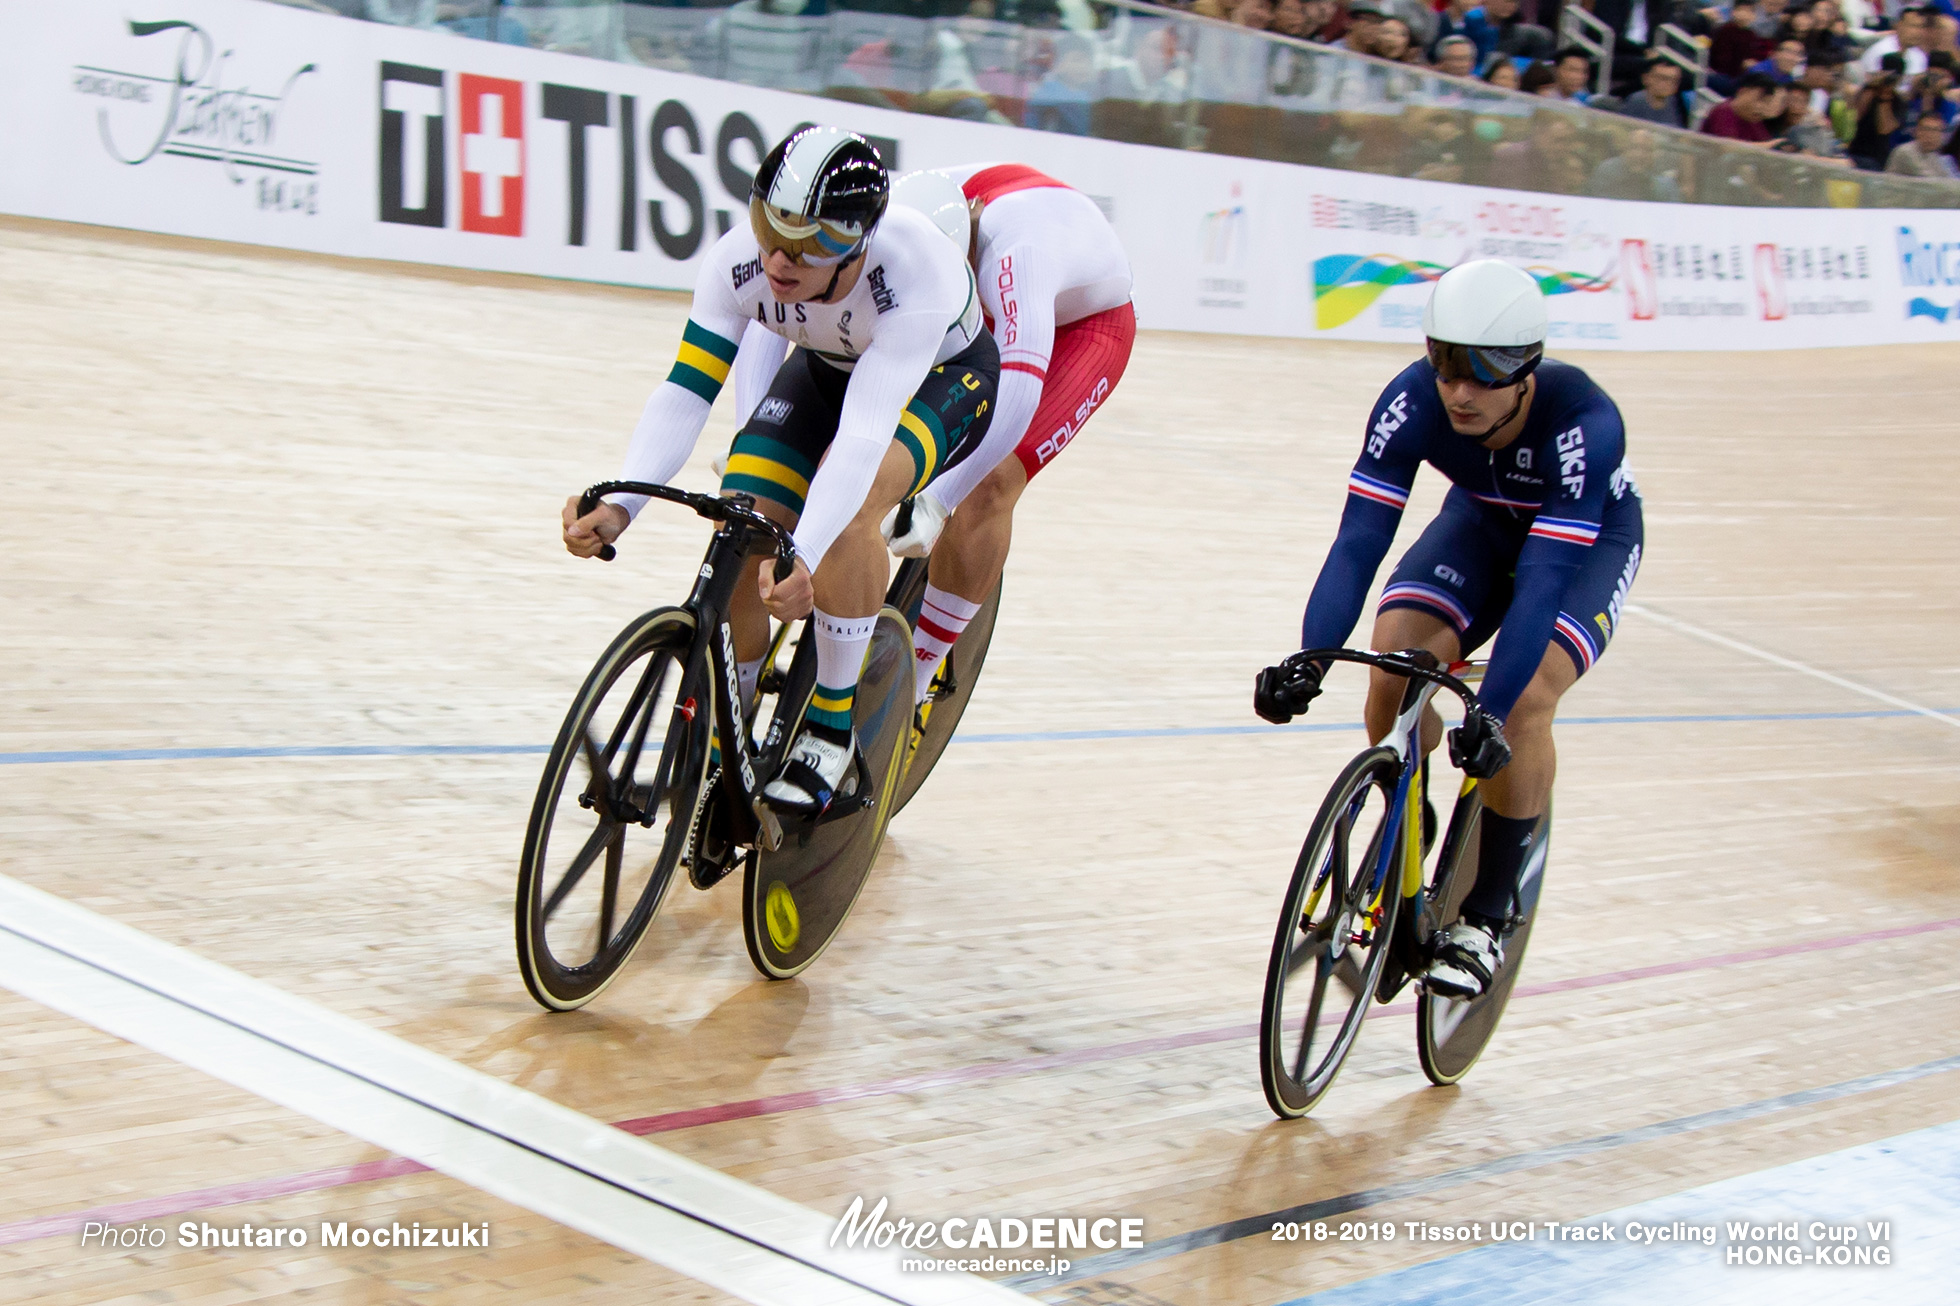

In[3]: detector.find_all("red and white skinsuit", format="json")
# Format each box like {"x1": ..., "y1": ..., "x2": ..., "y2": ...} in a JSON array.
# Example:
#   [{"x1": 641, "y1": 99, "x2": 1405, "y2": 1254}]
[{"x1": 925, "y1": 163, "x2": 1136, "y2": 509}]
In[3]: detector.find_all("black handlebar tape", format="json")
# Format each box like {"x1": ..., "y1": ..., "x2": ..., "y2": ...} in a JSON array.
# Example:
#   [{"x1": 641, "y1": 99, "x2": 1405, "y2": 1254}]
[
  {"x1": 894, "y1": 499, "x2": 915, "y2": 536},
  {"x1": 597, "y1": 544, "x2": 616, "y2": 561},
  {"x1": 773, "y1": 554, "x2": 794, "y2": 583}
]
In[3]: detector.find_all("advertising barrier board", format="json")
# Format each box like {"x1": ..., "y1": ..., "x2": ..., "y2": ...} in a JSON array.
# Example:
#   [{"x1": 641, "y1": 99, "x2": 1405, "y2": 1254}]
[{"x1": 5, "y1": 0, "x2": 1958, "y2": 349}]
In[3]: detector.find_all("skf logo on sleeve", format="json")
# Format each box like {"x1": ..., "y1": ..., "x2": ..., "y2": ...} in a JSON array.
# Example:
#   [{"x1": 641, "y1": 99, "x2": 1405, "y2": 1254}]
[
  {"x1": 458, "y1": 74, "x2": 524, "y2": 236},
  {"x1": 1555, "y1": 426, "x2": 1586, "y2": 497},
  {"x1": 1368, "y1": 391, "x2": 1409, "y2": 458}
]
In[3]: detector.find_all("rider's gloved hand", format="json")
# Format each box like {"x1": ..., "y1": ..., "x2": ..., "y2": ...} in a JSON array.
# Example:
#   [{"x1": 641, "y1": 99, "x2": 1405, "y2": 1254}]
[
  {"x1": 1254, "y1": 659, "x2": 1325, "y2": 724},
  {"x1": 563, "y1": 497, "x2": 628, "y2": 559},
  {"x1": 880, "y1": 493, "x2": 948, "y2": 558},
  {"x1": 1448, "y1": 708, "x2": 1512, "y2": 779}
]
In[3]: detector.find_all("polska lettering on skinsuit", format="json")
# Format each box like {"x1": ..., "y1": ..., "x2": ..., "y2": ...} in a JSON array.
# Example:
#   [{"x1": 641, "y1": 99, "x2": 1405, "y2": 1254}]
[
  {"x1": 996, "y1": 255, "x2": 1019, "y2": 346},
  {"x1": 1554, "y1": 425, "x2": 1586, "y2": 497},
  {"x1": 1032, "y1": 376, "x2": 1110, "y2": 466},
  {"x1": 1369, "y1": 391, "x2": 1410, "y2": 458},
  {"x1": 732, "y1": 255, "x2": 763, "y2": 290}
]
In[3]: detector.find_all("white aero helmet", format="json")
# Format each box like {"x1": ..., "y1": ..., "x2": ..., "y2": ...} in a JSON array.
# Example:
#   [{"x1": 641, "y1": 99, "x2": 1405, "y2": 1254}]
[
  {"x1": 1422, "y1": 259, "x2": 1548, "y2": 387},
  {"x1": 889, "y1": 169, "x2": 972, "y2": 253}
]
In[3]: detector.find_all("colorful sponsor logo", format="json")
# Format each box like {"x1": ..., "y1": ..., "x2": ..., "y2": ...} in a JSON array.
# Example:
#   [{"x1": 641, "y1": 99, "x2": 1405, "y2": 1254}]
[
  {"x1": 1908, "y1": 298, "x2": 1953, "y2": 323},
  {"x1": 1313, "y1": 255, "x2": 1611, "y2": 330}
]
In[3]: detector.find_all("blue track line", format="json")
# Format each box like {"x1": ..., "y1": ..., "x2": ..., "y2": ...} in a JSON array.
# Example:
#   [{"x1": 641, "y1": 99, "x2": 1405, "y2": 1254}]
[{"x1": 0, "y1": 708, "x2": 1946, "y2": 767}]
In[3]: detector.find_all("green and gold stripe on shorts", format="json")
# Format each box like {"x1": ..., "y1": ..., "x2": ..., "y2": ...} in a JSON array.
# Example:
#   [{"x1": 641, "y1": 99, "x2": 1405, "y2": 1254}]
[
  {"x1": 895, "y1": 396, "x2": 950, "y2": 496},
  {"x1": 721, "y1": 432, "x2": 817, "y2": 514},
  {"x1": 665, "y1": 320, "x2": 739, "y2": 402}
]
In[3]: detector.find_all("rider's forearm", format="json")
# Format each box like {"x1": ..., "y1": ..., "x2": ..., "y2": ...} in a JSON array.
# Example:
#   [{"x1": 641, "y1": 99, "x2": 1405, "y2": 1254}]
[
  {"x1": 929, "y1": 364, "x2": 1042, "y2": 509},
  {"x1": 606, "y1": 383, "x2": 713, "y2": 521},
  {"x1": 790, "y1": 326, "x2": 941, "y2": 570},
  {"x1": 1478, "y1": 561, "x2": 1577, "y2": 722}
]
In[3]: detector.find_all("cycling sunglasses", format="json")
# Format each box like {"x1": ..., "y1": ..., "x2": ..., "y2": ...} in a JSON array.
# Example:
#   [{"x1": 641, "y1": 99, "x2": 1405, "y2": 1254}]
[
  {"x1": 750, "y1": 199, "x2": 867, "y2": 269},
  {"x1": 1426, "y1": 339, "x2": 1543, "y2": 388}
]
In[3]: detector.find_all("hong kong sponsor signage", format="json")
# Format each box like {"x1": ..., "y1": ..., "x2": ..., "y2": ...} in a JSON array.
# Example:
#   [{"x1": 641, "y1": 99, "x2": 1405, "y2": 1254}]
[{"x1": 2, "y1": 0, "x2": 1954, "y2": 349}]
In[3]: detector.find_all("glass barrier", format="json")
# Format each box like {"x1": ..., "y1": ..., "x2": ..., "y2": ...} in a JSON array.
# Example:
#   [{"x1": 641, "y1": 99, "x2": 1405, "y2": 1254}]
[{"x1": 274, "y1": 0, "x2": 1960, "y2": 209}]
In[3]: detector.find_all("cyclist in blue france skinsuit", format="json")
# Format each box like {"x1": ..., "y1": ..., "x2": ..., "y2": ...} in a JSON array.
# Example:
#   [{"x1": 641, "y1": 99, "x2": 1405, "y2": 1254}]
[{"x1": 1256, "y1": 260, "x2": 1644, "y2": 998}]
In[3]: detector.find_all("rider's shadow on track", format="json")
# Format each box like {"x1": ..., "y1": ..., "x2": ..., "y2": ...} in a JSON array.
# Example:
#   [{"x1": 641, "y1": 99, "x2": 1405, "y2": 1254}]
[{"x1": 439, "y1": 971, "x2": 817, "y2": 1105}]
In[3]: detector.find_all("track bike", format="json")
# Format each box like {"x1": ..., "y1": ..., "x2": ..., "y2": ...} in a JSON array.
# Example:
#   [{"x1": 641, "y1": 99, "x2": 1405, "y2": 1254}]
[
  {"x1": 881, "y1": 498, "x2": 1004, "y2": 815},
  {"x1": 515, "y1": 480, "x2": 916, "y2": 1007},
  {"x1": 1258, "y1": 648, "x2": 1549, "y2": 1119}
]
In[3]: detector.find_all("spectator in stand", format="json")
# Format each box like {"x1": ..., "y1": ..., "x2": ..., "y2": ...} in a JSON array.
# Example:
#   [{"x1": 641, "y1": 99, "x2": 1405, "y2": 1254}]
[
  {"x1": 1711, "y1": 0, "x2": 1773, "y2": 85},
  {"x1": 1805, "y1": 0, "x2": 1855, "y2": 58},
  {"x1": 1229, "y1": 0, "x2": 1276, "y2": 27},
  {"x1": 1619, "y1": 56, "x2": 1689, "y2": 125},
  {"x1": 1786, "y1": 50, "x2": 1857, "y2": 152},
  {"x1": 1752, "y1": 36, "x2": 1810, "y2": 83},
  {"x1": 1463, "y1": 0, "x2": 1556, "y2": 66},
  {"x1": 1482, "y1": 51, "x2": 1525, "y2": 85},
  {"x1": 1590, "y1": 126, "x2": 1686, "y2": 197},
  {"x1": 1376, "y1": 16, "x2": 1429, "y2": 62},
  {"x1": 1271, "y1": 0, "x2": 1331, "y2": 40},
  {"x1": 1436, "y1": 34, "x2": 1481, "y2": 75},
  {"x1": 1935, "y1": 16, "x2": 1960, "y2": 69},
  {"x1": 1343, "y1": 2, "x2": 1386, "y2": 54},
  {"x1": 1431, "y1": 0, "x2": 1477, "y2": 59},
  {"x1": 1908, "y1": 57, "x2": 1960, "y2": 130},
  {"x1": 1752, "y1": 0, "x2": 1790, "y2": 38},
  {"x1": 1702, "y1": 69, "x2": 1785, "y2": 140},
  {"x1": 1550, "y1": 46, "x2": 1595, "y2": 100},
  {"x1": 1886, "y1": 110, "x2": 1960, "y2": 173},
  {"x1": 1522, "y1": 59, "x2": 1561, "y2": 93},
  {"x1": 1863, "y1": 7, "x2": 1933, "y2": 77},
  {"x1": 1849, "y1": 55, "x2": 1913, "y2": 166}
]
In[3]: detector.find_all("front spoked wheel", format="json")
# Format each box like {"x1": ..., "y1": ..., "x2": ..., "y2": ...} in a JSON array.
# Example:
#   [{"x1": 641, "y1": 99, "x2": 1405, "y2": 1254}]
[
  {"x1": 1261, "y1": 747, "x2": 1404, "y2": 1119},
  {"x1": 517, "y1": 607, "x2": 705, "y2": 1011}
]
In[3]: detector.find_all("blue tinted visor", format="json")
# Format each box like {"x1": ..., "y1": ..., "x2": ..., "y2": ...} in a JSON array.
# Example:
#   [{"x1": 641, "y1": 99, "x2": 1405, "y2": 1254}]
[{"x1": 1427, "y1": 339, "x2": 1543, "y2": 388}]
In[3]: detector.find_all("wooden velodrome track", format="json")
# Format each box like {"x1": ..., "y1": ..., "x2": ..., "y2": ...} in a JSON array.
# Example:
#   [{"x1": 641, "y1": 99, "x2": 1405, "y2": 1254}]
[{"x1": 2, "y1": 212, "x2": 1957, "y2": 1305}]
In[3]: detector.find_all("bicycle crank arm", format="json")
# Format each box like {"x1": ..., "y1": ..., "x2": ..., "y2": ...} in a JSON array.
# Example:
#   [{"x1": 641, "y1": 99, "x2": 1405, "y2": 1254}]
[{"x1": 751, "y1": 800, "x2": 785, "y2": 853}]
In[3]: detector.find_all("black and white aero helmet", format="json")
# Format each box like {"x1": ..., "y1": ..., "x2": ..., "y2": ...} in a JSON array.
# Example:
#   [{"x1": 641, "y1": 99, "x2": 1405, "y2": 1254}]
[{"x1": 749, "y1": 126, "x2": 889, "y2": 268}]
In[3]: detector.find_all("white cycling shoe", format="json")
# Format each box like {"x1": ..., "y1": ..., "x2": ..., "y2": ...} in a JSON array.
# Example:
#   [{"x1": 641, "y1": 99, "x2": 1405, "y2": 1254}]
[
  {"x1": 1423, "y1": 918, "x2": 1505, "y2": 999},
  {"x1": 761, "y1": 725, "x2": 858, "y2": 816}
]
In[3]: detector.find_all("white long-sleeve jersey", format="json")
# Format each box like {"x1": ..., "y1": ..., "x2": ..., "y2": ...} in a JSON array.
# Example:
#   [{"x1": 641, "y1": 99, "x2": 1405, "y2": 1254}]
[
  {"x1": 611, "y1": 205, "x2": 983, "y2": 570},
  {"x1": 923, "y1": 164, "x2": 1132, "y2": 511}
]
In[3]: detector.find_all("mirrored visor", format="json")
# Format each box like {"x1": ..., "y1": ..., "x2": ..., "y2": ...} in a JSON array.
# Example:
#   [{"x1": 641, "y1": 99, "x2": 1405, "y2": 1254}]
[
  {"x1": 749, "y1": 199, "x2": 866, "y2": 268},
  {"x1": 1426, "y1": 339, "x2": 1543, "y2": 388}
]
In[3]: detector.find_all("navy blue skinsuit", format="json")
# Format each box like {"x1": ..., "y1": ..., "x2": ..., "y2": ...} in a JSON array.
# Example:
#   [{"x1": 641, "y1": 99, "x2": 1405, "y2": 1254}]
[{"x1": 1299, "y1": 358, "x2": 1645, "y2": 721}]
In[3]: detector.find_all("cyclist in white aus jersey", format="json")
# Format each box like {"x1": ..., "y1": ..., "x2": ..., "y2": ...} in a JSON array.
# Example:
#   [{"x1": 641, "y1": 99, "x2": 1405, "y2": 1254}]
[{"x1": 562, "y1": 126, "x2": 998, "y2": 815}]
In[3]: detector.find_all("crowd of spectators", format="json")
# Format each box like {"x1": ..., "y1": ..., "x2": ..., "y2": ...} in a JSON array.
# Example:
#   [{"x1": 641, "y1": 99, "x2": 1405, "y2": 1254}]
[{"x1": 1160, "y1": 0, "x2": 1960, "y2": 175}]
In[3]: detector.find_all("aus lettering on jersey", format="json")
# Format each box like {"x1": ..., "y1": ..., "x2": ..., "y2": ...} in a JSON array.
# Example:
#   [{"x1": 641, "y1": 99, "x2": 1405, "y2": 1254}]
[
  {"x1": 755, "y1": 302, "x2": 810, "y2": 324},
  {"x1": 868, "y1": 266, "x2": 897, "y2": 313},
  {"x1": 1555, "y1": 425, "x2": 1586, "y2": 497},
  {"x1": 732, "y1": 256, "x2": 763, "y2": 290},
  {"x1": 1368, "y1": 391, "x2": 1410, "y2": 458},
  {"x1": 996, "y1": 255, "x2": 1018, "y2": 346}
]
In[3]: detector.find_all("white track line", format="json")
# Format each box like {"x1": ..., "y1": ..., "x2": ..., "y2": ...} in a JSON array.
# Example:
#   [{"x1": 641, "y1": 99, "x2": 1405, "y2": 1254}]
[
  {"x1": 0, "y1": 874, "x2": 1029, "y2": 1306},
  {"x1": 1625, "y1": 603, "x2": 1960, "y2": 733}
]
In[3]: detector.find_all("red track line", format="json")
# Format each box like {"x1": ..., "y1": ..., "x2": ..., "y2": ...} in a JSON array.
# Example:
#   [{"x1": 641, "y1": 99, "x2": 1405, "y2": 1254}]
[{"x1": 5, "y1": 915, "x2": 1955, "y2": 1247}]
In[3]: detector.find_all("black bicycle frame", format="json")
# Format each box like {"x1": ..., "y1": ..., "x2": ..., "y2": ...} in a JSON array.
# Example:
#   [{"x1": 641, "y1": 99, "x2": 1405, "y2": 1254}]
[{"x1": 578, "y1": 480, "x2": 800, "y2": 852}]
